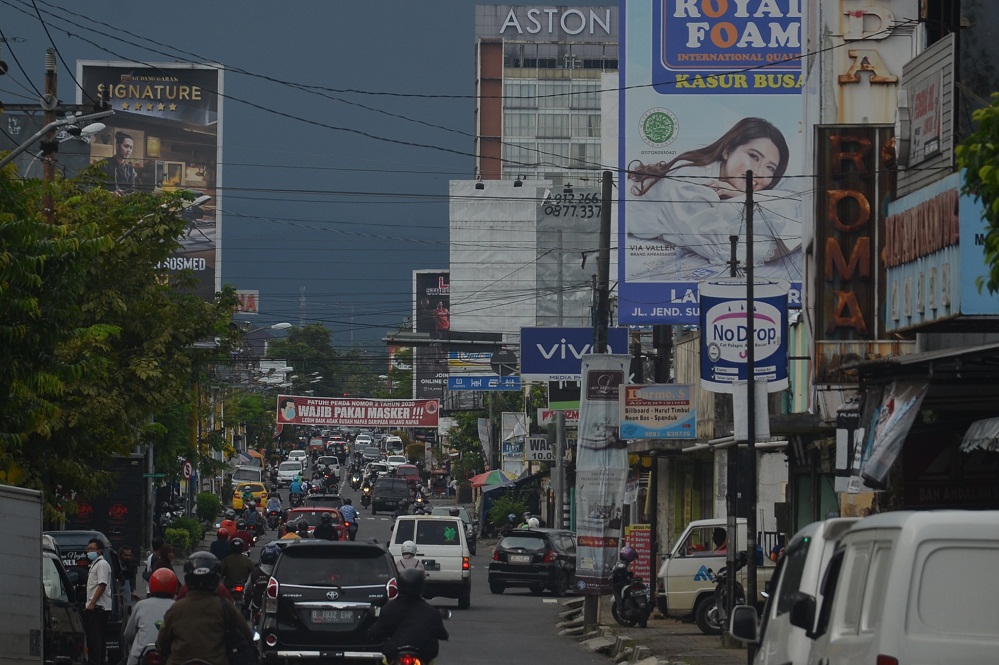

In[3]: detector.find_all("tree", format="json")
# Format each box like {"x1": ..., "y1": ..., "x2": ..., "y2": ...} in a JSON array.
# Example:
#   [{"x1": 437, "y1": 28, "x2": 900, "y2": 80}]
[
  {"x1": 0, "y1": 167, "x2": 237, "y2": 519},
  {"x1": 956, "y1": 92, "x2": 999, "y2": 293},
  {"x1": 266, "y1": 323, "x2": 338, "y2": 395}
]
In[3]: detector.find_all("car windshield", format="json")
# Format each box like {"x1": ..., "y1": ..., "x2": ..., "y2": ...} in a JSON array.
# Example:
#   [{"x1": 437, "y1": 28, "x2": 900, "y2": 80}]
[
  {"x1": 233, "y1": 469, "x2": 261, "y2": 481},
  {"x1": 277, "y1": 547, "x2": 392, "y2": 586},
  {"x1": 499, "y1": 535, "x2": 548, "y2": 551},
  {"x1": 279, "y1": 462, "x2": 301, "y2": 471},
  {"x1": 430, "y1": 507, "x2": 470, "y2": 524},
  {"x1": 46, "y1": 532, "x2": 104, "y2": 552},
  {"x1": 387, "y1": 456, "x2": 407, "y2": 464},
  {"x1": 304, "y1": 495, "x2": 343, "y2": 507},
  {"x1": 317, "y1": 457, "x2": 338, "y2": 466}
]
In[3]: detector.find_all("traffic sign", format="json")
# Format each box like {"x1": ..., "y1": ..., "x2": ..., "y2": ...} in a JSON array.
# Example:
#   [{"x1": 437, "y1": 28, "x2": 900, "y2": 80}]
[
  {"x1": 143, "y1": 473, "x2": 167, "y2": 479},
  {"x1": 181, "y1": 460, "x2": 193, "y2": 480}
]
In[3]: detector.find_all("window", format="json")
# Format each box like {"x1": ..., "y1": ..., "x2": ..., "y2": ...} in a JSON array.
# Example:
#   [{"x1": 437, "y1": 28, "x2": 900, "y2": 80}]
[
  {"x1": 42, "y1": 555, "x2": 69, "y2": 602},
  {"x1": 538, "y1": 141, "x2": 569, "y2": 168},
  {"x1": 278, "y1": 548, "x2": 392, "y2": 586},
  {"x1": 538, "y1": 113, "x2": 570, "y2": 138},
  {"x1": 504, "y1": 81, "x2": 536, "y2": 109},
  {"x1": 838, "y1": 543, "x2": 872, "y2": 635},
  {"x1": 571, "y1": 113, "x2": 601, "y2": 138},
  {"x1": 503, "y1": 141, "x2": 535, "y2": 170},
  {"x1": 569, "y1": 142, "x2": 600, "y2": 169},
  {"x1": 415, "y1": 520, "x2": 463, "y2": 545},
  {"x1": 861, "y1": 543, "x2": 892, "y2": 632},
  {"x1": 538, "y1": 81, "x2": 571, "y2": 109},
  {"x1": 393, "y1": 520, "x2": 415, "y2": 544},
  {"x1": 775, "y1": 537, "x2": 812, "y2": 615},
  {"x1": 571, "y1": 82, "x2": 600, "y2": 110},
  {"x1": 499, "y1": 536, "x2": 547, "y2": 551}
]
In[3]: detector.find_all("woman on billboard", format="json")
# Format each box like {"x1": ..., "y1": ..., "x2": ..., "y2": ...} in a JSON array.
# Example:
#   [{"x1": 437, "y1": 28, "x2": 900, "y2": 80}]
[{"x1": 625, "y1": 117, "x2": 802, "y2": 282}]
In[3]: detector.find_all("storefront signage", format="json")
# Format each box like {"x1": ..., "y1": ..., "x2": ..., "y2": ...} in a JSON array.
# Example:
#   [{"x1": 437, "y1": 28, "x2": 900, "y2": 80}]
[{"x1": 619, "y1": 384, "x2": 696, "y2": 440}]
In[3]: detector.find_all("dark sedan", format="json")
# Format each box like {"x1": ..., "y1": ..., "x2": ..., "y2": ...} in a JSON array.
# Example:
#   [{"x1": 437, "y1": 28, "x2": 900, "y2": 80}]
[{"x1": 488, "y1": 528, "x2": 576, "y2": 597}]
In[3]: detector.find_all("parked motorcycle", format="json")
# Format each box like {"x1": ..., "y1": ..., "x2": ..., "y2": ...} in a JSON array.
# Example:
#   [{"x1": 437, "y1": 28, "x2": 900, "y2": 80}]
[
  {"x1": 361, "y1": 485, "x2": 372, "y2": 508},
  {"x1": 696, "y1": 549, "x2": 748, "y2": 636},
  {"x1": 611, "y1": 546, "x2": 653, "y2": 629}
]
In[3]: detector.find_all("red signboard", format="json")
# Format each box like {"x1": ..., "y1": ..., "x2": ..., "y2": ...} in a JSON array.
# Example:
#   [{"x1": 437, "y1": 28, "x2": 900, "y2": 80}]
[
  {"x1": 276, "y1": 395, "x2": 439, "y2": 428},
  {"x1": 624, "y1": 524, "x2": 653, "y2": 585}
]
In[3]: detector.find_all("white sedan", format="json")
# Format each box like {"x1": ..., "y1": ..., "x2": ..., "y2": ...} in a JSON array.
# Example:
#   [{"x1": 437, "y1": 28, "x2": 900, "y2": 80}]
[{"x1": 385, "y1": 455, "x2": 408, "y2": 468}]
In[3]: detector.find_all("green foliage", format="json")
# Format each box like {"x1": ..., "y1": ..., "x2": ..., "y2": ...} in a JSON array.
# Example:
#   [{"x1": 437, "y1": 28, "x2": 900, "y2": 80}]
[
  {"x1": 488, "y1": 492, "x2": 529, "y2": 529},
  {"x1": 196, "y1": 492, "x2": 222, "y2": 523},
  {"x1": 0, "y1": 169, "x2": 237, "y2": 515},
  {"x1": 405, "y1": 442, "x2": 424, "y2": 463},
  {"x1": 957, "y1": 91, "x2": 999, "y2": 294},
  {"x1": 164, "y1": 527, "x2": 191, "y2": 554},
  {"x1": 169, "y1": 516, "x2": 205, "y2": 546}
]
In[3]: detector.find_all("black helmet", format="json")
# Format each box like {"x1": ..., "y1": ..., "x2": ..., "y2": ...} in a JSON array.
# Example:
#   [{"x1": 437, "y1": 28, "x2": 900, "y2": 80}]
[
  {"x1": 343, "y1": 497, "x2": 352, "y2": 505},
  {"x1": 320, "y1": 512, "x2": 332, "y2": 523},
  {"x1": 225, "y1": 509, "x2": 236, "y2": 520},
  {"x1": 236, "y1": 519, "x2": 247, "y2": 529},
  {"x1": 397, "y1": 566, "x2": 426, "y2": 598},
  {"x1": 297, "y1": 520, "x2": 311, "y2": 533},
  {"x1": 259, "y1": 543, "x2": 281, "y2": 566},
  {"x1": 184, "y1": 551, "x2": 221, "y2": 591},
  {"x1": 230, "y1": 538, "x2": 246, "y2": 554}
]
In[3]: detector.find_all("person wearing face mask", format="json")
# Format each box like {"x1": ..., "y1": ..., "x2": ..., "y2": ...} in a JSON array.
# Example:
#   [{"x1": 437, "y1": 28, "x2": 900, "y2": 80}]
[{"x1": 84, "y1": 538, "x2": 114, "y2": 665}]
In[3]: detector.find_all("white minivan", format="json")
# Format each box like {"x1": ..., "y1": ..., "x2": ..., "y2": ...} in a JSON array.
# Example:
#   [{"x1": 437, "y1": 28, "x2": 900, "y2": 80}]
[
  {"x1": 788, "y1": 510, "x2": 999, "y2": 665},
  {"x1": 389, "y1": 515, "x2": 472, "y2": 609},
  {"x1": 730, "y1": 518, "x2": 857, "y2": 664}
]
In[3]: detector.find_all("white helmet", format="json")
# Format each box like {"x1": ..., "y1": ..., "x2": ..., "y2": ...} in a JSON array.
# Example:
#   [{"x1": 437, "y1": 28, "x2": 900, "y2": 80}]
[
  {"x1": 401, "y1": 540, "x2": 418, "y2": 557},
  {"x1": 527, "y1": 517, "x2": 540, "y2": 528}
]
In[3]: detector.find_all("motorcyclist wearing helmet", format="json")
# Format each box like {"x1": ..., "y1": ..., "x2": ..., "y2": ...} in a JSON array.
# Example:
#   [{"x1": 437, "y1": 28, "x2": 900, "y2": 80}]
[
  {"x1": 232, "y1": 519, "x2": 254, "y2": 548},
  {"x1": 296, "y1": 518, "x2": 313, "y2": 539},
  {"x1": 396, "y1": 540, "x2": 425, "y2": 572},
  {"x1": 339, "y1": 498, "x2": 359, "y2": 541},
  {"x1": 123, "y1": 568, "x2": 177, "y2": 665},
  {"x1": 220, "y1": 538, "x2": 255, "y2": 591},
  {"x1": 313, "y1": 511, "x2": 339, "y2": 541},
  {"x1": 219, "y1": 509, "x2": 238, "y2": 538},
  {"x1": 245, "y1": 543, "x2": 281, "y2": 622},
  {"x1": 157, "y1": 552, "x2": 251, "y2": 665},
  {"x1": 369, "y1": 567, "x2": 448, "y2": 664},
  {"x1": 209, "y1": 528, "x2": 230, "y2": 561}
]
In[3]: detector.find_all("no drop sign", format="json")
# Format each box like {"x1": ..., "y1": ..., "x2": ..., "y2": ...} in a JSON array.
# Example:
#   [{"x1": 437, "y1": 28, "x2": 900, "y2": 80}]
[{"x1": 699, "y1": 278, "x2": 790, "y2": 394}]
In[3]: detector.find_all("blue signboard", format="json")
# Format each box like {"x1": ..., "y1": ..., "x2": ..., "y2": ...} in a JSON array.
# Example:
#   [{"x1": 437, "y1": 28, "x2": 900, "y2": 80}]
[
  {"x1": 448, "y1": 375, "x2": 522, "y2": 391},
  {"x1": 520, "y1": 327, "x2": 630, "y2": 380}
]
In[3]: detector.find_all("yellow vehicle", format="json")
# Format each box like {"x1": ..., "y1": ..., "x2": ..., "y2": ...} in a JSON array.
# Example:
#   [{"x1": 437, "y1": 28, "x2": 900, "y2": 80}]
[{"x1": 232, "y1": 482, "x2": 268, "y2": 510}]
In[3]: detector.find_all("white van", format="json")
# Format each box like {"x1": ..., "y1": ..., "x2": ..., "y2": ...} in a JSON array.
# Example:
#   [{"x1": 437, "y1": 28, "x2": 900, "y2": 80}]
[
  {"x1": 790, "y1": 511, "x2": 999, "y2": 665},
  {"x1": 232, "y1": 465, "x2": 265, "y2": 484},
  {"x1": 389, "y1": 515, "x2": 471, "y2": 609},
  {"x1": 729, "y1": 518, "x2": 857, "y2": 664}
]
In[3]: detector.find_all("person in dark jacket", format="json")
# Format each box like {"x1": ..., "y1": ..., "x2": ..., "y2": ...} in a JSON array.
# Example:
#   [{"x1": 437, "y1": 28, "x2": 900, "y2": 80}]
[
  {"x1": 369, "y1": 567, "x2": 448, "y2": 662},
  {"x1": 312, "y1": 511, "x2": 338, "y2": 541},
  {"x1": 209, "y1": 528, "x2": 231, "y2": 560},
  {"x1": 157, "y1": 552, "x2": 250, "y2": 665}
]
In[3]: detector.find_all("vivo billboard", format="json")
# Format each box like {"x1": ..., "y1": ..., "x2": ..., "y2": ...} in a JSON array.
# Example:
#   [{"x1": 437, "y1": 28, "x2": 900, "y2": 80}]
[{"x1": 520, "y1": 327, "x2": 630, "y2": 380}]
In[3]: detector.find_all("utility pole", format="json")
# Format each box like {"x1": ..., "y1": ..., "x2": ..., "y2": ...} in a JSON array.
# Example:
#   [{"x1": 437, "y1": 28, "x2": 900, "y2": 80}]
[
  {"x1": 42, "y1": 48, "x2": 58, "y2": 223},
  {"x1": 744, "y1": 171, "x2": 758, "y2": 664},
  {"x1": 725, "y1": 200, "x2": 740, "y2": 641},
  {"x1": 555, "y1": 230, "x2": 566, "y2": 529}
]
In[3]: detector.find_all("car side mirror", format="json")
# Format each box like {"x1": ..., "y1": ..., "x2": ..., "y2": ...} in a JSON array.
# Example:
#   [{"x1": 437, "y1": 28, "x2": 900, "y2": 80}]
[
  {"x1": 789, "y1": 592, "x2": 817, "y2": 637},
  {"x1": 728, "y1": 604, "x2": 759, "y2": 643}
]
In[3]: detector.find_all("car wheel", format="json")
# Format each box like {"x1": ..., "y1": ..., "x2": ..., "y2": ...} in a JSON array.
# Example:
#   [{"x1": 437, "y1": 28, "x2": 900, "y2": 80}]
[
  {"x1": 551, "y1": 571, "x2": 569, "y2": 598},
  {"x1": 529, "y1": 583, "x2": 545, "y2": 595},
  {"x1": 458, "y1": 583, "x2": 471, "y2": 609},
  {"x1": 489, "y1": 581, "x2": 505, "y2": 595}
]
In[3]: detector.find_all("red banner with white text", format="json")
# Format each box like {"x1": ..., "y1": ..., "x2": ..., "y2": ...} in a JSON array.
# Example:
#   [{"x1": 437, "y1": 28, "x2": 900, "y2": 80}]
[{"x1": 276, "y1": 395, "x2": 439, "y2": 428}]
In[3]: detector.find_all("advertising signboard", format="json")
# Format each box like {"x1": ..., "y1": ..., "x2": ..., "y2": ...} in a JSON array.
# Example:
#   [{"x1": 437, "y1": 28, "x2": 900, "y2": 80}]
[
  {"x1": 447, "y1": 375, "x2": 521, "y2": 391},
  {"x1": 276, "y1": 395, "x2": 439, "y2": 428},
  {"x1": 525, "y1": 436, "x2": 555, "y2": 462},
  {"x1": 413, "y1": 270, "x2": 450, "y2": 400},
  {"x1": 619, "y1": 384, "x2": 696, "y2": 440},
  {"x1": 536, "y1": 188, "x2": 602, "y2": 327},
  {"x1": 699, "y1": 278, "x2": 790, "y2": 393},
  {"x1": 79, "y1": 62, "x2": 222, "y2": 299},
  {"x1": 574, "y1": 354, "x2": 630, "y2": 594},
  {"x1": 520, "y1": 327, "x2": 630, "y2": 380},
  {"x1": 537, "y1": 408, "x2": 579, "y2": 426},
  {"x1": 619, "y1": 3, "x2": 804, "y2": 325}
]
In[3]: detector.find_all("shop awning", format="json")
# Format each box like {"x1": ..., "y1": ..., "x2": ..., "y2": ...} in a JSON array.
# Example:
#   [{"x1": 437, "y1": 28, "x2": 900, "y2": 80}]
[
  {"x1": 960, "y1": 417, "x2": 999, "y2": 453},
  {"x1": 246, "y1": 449, "x2": 264, "y2": 459}
]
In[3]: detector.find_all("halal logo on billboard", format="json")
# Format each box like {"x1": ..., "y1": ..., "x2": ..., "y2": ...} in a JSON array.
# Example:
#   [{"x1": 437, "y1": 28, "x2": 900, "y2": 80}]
[{"x1": 640, "y1": 108, "x2": 679, "y2": 148}]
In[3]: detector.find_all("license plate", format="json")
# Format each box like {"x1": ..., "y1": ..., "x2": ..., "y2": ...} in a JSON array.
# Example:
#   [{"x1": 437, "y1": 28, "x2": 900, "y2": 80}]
[
  {"x1": 509, "y1": 554, "x2": 531, "y2": 564},
  {"x1": 422, "y1": 559, "x2": 439, "y2": 571},
  {"x1": 310, "y1": 609, "x2": 354, "y2": 624}
]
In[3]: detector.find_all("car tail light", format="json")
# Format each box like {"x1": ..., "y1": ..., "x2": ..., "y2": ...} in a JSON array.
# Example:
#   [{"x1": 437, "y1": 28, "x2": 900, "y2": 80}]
[
  {"x1": 398, "y1": 654, "x2": 423, "y2": 665},
  {"x1": 875, "y1": 657, "x2": 898, "y2": 665},
  {"x1": 462, "y1": 556, "x2": 470, "y2": 571},
  {"x1": 265, "y1": 633, "x2": 278, "y2": 647},
  {"x1": 387, "y1": 577, "x2": 399, "y2": 599},
  {"x1": 543, "y1": 549, "x2": 557, "y2": 563},
  {"x1": 492, "y1": 549, "x2": 500, "y2": 561}
]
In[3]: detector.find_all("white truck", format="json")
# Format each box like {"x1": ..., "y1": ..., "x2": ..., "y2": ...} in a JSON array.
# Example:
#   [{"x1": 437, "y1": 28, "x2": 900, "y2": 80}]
[
  {"x1": 656, "y1": 517, "x2": 775, "y2": 635},
  {"x1": 3, "y1": 484, "x2": 44, "y2": 665}
]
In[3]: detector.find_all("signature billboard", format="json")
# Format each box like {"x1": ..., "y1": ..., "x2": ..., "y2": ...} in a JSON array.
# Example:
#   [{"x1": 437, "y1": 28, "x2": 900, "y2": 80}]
[
  {"x1": 78, "y1": 62, "x2": 222, "y2": 299},
  {"x1": 619, "y1": 2, "x2": 804, "y2": 324}
]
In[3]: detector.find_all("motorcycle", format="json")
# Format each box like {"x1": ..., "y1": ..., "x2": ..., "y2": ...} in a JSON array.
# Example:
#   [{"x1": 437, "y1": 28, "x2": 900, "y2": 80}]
[
  {"x1": 289, "y1": 492, "x2": 304, "y2": 508},
  {"x1": 342, "y1": 520, "x2": 358, "y2": 541},
  {"x1": 411, "y1": 495, "x2": 430, "y2": 515},
  {"x1": 266, "y1": 508, "x2": 283, "y2": 530},
  {"x1": 349, "y1": 470, "x2": 363, "y2": 490},
  {"x1": 390, "y1": 646, "x2": 426, "y2": 665},
  {"x1": 228, "y1": 582, "x2": 246, "y2": 610},
  {"x1": 361, "y1": 485, "x2": 372, "y2": 508},
  {"x1": 610, "y1": 554, "x2": 653, "y2": 628},
  {"x1": 697, "y1": 550, "x2": 748, "y2": 636}
]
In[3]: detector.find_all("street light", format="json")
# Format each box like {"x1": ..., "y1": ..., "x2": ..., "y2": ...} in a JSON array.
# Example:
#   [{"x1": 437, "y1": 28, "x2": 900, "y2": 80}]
[
  {"x1": 24, "y1": 121, "x2": 106, "y2": 177},
  {"x1": 0, "y1": 109, "x2": 115, "y2": 170}
]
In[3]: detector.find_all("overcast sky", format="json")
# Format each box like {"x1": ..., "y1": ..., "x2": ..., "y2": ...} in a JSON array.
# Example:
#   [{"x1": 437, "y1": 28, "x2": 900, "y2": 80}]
[{"x1": 4, "y1": 1, "x2": 615, "y2": 356}]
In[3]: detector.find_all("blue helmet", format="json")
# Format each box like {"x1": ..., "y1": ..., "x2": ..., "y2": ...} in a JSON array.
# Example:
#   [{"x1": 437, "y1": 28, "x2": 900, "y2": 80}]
[{"x1": 259, "y1": 543, "x2": 281, "y2": 566}]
